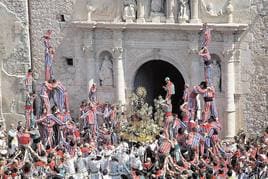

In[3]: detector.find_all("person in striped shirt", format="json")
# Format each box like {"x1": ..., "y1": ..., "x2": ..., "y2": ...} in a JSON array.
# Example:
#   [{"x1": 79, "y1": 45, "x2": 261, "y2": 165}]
[
  {"x1": 188, "y1": 82, "x2": 208, "y2": 121},
  {"x1": 202, "y1": 86, "x2": 218, "y2": 122},
  {"x1": 199, "y1": 47, "x2": 213, "y2": 86},
  {"x1": 163, "y1": 77, "x2": 175, "y2": 101}
]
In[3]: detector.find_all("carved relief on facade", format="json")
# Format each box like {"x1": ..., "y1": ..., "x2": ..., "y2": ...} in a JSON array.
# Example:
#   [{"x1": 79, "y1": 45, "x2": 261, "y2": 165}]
[
  {"x1": 199, "y1": 0, "x2": 234, "y2": 23},
  {"x1": 98, "y1": 51, "x2": 114, "y2": 87},
  {"x1": 212, "y1": 32, "x2": 224, "y2": 42},
  {"x1": 89, "y1": 0, "x2": 123, "y2": 22},
  {"x1": 151, "y1": 0, "x2": 165, "y2": 14},
  {"x1": 149, "y1": 0, "x2": 167, "y2": 22},
  {"x1": 95, "y1": 30, "x2": 113, "y2": 41}
]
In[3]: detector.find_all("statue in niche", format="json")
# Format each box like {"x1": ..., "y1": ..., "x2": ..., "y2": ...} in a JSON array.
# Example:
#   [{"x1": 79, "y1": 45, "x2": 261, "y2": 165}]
[
  {"x1": 123, "y1": 0, "x2": 137, "y2": 22},
  {"x1": 99, "y1": 55, "x2": 114, "y2": 87},
  {"x1": 86, "y1": 1, "x2": 96, "y2": 21},
  {"x1": 177, "y1": 0, "x2": 190, "y2": 22},
  {"x1": 151, "y1": 0, "x2": 165, "y2": 14}
]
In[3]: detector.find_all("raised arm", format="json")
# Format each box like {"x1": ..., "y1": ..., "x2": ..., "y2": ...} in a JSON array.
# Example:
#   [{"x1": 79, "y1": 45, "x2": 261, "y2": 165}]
[
  {"x1": 27, "y1": 145, "x2": 47, "y2": 164},
  {"x1": 195, "y1": 86, "x2": 207, "y2": 94}
]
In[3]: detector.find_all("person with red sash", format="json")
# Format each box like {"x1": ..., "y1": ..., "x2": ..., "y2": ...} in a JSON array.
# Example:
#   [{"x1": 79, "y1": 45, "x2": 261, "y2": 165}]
[
  {"x1": 199, "y1": 47, "x2": 213, "y2": 86},
  {"x1": 40, "y1": 82, "x2": 52, "y2": 114},
  {"x1": 183, "y1": 84, "x2": 190, "y2": 102},
  {"x1": 110, "y1": 105, "x2": 117, "y2": 129},
  {"x1": 161, "y1": 99, "x2": 173, "y2": 138},
  {"x1": 51, "y1": 79, "x2": 70, "y2": 113},
  {"x1": 18, "y1": 129, "x2": 31, "y2": 146},
  {"x1": 163, "y1": 77, "x2": 175, "y2": 101},
  {"x1": 87, "y1": 104, "x2": 96, "y2": 139},
  {"x1": 42, "y1": 118, "x2": 55, "y2": 147},
  {"x1": 43, "y1": 30, "x2": 55, "y2": 81},
  {"x1": 89, "y1": 83, "x2": 97, "y2": 103},
  {"x1": 25, "y1": 92, "x2": 36, "y2": 130},
  {"x1": 25, "y1": 69, "x2": 33, "y2": 94},
  {"x1": 202, "y1": 86, "x2": 218, "y2": 122},
  {"x1": 159, "y1": 137, "x2": 173, "y2": 157},
  {"x1": 188, "y1": 81, "x2": 207, "y2": 121},
  {"x1": 180, "y1": 102, "x2": 190, "y2": 124},
  {"x1": 143, "y1": 157, "x2": 154, "y2": 176}
]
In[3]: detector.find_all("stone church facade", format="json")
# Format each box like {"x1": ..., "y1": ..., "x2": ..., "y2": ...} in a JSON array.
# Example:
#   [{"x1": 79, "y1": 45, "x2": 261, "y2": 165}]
[{"x1": 0, "y1": 0, "x2": 267, "y2": 137}]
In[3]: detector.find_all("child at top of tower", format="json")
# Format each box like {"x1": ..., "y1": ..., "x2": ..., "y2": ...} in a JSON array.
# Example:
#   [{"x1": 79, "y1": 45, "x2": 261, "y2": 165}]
[{"x1": 200, "y1": 23, "x2": 212, "y2": 48}]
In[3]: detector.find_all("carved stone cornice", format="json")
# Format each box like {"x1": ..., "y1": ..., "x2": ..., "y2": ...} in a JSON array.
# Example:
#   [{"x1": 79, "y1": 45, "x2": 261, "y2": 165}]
[
  {"x1": 70, "y1": 21, "x2": 248, "y2": 33},
  {"x1": 188, "y1": 48, "x2": 199, "y2": 54},
  {"x1": 222, "y1": 47, "x2": 235, "y2": 60}
]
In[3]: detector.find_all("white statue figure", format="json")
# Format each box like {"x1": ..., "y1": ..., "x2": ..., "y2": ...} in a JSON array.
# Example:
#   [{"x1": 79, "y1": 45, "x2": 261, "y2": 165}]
[
  {"x1": 123, "y1": 0, "x2": 136, "y2": 22},
  {"x1": 99, "y1": 55, "x2": 114, "y2": 86},
  {"x1": 86, "y1": 1, "x2": 96, "y2": 21},
  {"x1": 151, "y1": 0, "x2": 164, "y2": 14},
  {"x1": 177, "y1": 0, "x2": 189, "y2": 22}
]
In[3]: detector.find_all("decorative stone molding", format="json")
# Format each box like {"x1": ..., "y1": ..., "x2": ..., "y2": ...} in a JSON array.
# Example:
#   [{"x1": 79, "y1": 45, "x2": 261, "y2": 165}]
[
  {"x1": 112, "y1": 47, "x2": 124, "y2": 59},
  {"x1": 199, "y1": 0, "x2": 234, "y2": 23},
  {"x1": 188, "y1": 48, "x2": 199, "y2": 54},
  {"x1": 82, "y1": 45, "x2": 94, "y2": 56},
  {"x1": 222, "y1": 48, "x2": 235, "y2": 60}
]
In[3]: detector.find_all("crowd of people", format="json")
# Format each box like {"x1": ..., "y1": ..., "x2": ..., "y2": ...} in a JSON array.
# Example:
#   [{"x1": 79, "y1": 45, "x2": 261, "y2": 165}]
[{"x1": 0, "y1": 26, "x2": 267, "y2": 179}]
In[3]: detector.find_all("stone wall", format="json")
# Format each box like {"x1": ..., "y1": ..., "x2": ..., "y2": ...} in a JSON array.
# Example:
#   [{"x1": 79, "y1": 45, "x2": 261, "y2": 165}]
[
  {"x1": 0, "y1": 0, "x2": 31, "y2": 128},
  {"x1": 240, "y1": 0, "x2": 268, "y2": 135}
]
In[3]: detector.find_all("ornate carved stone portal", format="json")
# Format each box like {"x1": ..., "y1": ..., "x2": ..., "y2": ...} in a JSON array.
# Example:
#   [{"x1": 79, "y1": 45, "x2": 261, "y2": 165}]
[{"x1": 56, "y1": 0, "x2": 248, "y2": 137}]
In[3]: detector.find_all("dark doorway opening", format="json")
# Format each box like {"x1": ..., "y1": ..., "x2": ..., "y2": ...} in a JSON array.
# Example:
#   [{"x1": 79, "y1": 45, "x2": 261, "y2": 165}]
[{"x1": 134, "y1": 60, "x2": 185, "y2": 114}]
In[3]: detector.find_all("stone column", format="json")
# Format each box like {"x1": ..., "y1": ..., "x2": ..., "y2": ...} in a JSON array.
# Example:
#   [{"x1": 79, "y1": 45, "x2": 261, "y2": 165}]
[
  {"x1": 188, "y1": 32, "x2": 202, "y2": 85},
  {"x1": 190, "y1": 0, "x2": 200, "y2": 23},
  {"x1": 113, "y1": 31, "x2": 126, "y2": 105},
  {"x1": 223, "y1": 34, "x2": 236, "y2": 138},
  {"x1": 166, "y1": 0, "x2": 175, "y2": 23},
  {"x1": 188, "y1": 32, "x2": 203, "y2": 119},
  {"x1": 0, "y1": 42, "x2": 4, "y2": 128},
  {"x1": 137, "y1": 0, "x2": 146, "y2": 23},
  {"x1": 82, "y1": 29, "x2": 95, "y2": 90}
]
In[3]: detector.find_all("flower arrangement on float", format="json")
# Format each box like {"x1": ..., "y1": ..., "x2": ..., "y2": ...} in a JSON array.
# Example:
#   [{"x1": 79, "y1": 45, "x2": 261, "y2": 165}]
[{"x1": 119, "y1": 87, "x2": 165, "y2": 144}]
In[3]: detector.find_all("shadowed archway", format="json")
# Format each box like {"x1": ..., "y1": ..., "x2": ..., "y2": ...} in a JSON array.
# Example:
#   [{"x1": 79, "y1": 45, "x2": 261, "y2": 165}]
[{"x1": 134, "y1": 60, "x2": 185, "y2": 114}]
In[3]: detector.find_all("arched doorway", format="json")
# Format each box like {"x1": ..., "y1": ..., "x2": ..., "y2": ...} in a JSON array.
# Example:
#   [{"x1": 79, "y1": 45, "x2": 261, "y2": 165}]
[{"x1": 134, "y1": 60, "x2": 185, "y2": 114}]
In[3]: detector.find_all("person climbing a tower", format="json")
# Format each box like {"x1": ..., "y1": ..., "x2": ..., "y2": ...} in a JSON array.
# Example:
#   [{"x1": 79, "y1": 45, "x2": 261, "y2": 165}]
[
  {"x1": 188, "y1": 81, "x2": 208, "y2": 121},
  {"x1": 163, "y1": 77, "x2": 175, "y2": 101},
  {"x1": 199, "y1": 47, "x2": 213, "y2": 86},
  {"x1": 43, "y1": 30, "x2": 55, "y2": 81}
]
